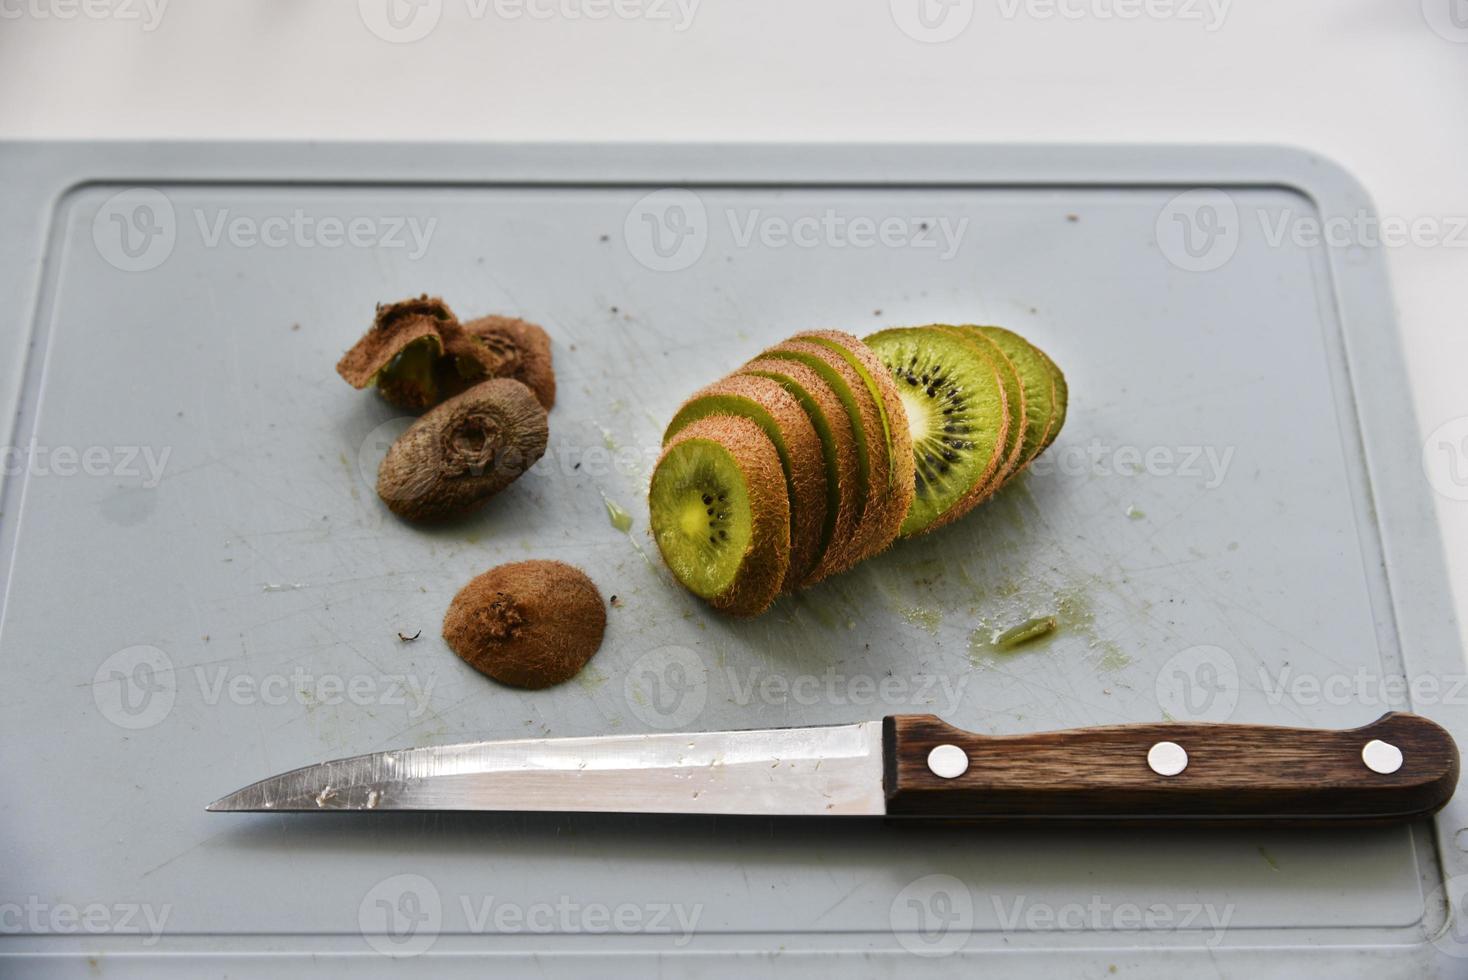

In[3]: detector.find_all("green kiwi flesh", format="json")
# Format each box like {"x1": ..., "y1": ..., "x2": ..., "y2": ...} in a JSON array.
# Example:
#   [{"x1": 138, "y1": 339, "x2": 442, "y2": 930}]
[
  {"x1": 663, "y1": 376, "x2": 825, "y2": 588},
  {"x1": 969, "y1": 325, "x2": 1059, "y2": 467},
  {"x1": 865, "y1": 326, "x2": 1009, "y2": 536},
  {"x1": 650, "y1": 416, "x2": 789, "y2": 616}
]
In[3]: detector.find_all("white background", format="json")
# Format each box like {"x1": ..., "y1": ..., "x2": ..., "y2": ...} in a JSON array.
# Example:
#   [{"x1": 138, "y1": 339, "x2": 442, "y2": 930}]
[{"x1": 2, "y1": 0, "x2": 1466, "y2": 647}]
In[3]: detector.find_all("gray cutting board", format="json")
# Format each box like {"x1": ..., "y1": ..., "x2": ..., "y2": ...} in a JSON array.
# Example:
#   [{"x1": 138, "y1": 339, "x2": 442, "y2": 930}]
[{"x1": 0, "y1": 143, "x2": 1464, "y2": 978}]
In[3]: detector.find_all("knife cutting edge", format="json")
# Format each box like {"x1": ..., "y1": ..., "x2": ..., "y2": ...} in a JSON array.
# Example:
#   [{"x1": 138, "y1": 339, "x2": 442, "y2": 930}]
[{"x1": 208, "y1": 711, "x2": 1458, "y2": 826}]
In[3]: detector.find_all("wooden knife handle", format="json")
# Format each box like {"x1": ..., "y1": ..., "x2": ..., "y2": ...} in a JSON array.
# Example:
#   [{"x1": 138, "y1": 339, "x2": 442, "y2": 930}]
[{"x1": 883, "y1": 712, "x2": 1459, "y2": 825}]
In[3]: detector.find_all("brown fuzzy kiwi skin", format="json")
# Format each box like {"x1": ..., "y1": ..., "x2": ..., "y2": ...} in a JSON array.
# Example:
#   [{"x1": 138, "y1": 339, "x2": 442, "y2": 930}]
[
  {"x1": 763, "y1": 337, "x2": 911, "y2": 563},
  {"x1": 464, "y1": 315, "x2": 557, "y2": 411},
  {"x1": 739, "y1": 357, "x2": 863, "y2": 586},
  {"x1": 663, "y1": 375, "x2": 826, "y2": 592},
  {"x1": 652, "y1": 415, "x2": 790, "y2": 617},
  {"x1": 442, "y1": 560, "x2": 606, "y2": 689},
  {"x1": 336, "y1": 295, "x2": 456, "y2": 411},
  {"x1": 377, "y1": 378, "x2": 548, "y2": 523}
]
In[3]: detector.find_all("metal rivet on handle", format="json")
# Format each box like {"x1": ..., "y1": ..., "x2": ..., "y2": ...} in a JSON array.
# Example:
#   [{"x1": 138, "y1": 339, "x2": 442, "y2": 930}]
[
  {"x1": 1147, "y1": 741, "x2": 1188, "y2": 776},
  {"x1": 927, "y1": 744, "x2": 969, "y2": 779},
  {"x1": 1362, "y1": 739, "x2": 1404, "y2": 775}
]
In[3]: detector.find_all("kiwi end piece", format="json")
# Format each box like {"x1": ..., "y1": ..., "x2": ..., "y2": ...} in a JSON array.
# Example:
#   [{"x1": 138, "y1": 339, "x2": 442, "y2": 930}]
[
  {"x1": 663, "y1": 375, "x2": 826, "y2": 590},
  {"x1": 442, "y1": 560, "x2": 606, "y2": 689},
  {"x1": 650, "y1": 416, "x2": 790, "y2": 617},
  {"x1": 465, "y1": 315, "x2": 557, "y2": 411},
  {"x1": 865, "y1": 326, "x2": 1009, "y2": 536},
  {"x1": 970, "y1": 325, "x2": 1061, "y2": 468},
  {"x1": 935, "y1": 325, "x2": 1026, "y2": 496},
  {"x1": 741, "y1": 358, "x2": 863, "y2": 585}
]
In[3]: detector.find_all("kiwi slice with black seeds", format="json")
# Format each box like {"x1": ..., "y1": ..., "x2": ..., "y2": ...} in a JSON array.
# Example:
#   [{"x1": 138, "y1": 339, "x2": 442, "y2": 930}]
[
  {"x1": 650, "y1": 415, "x2": 790, "y2": 617},
  {"x1": 741, "y1": 357, "x2": 863, "y2": 585},
  {"x1": 865, "y1": 326, "x2": 1009, "y2": 536},
  {"x1": 663, "y1": 375, "x2": 826, "y2": 590},
  {"x1": 934, "y1": 325, "x2": 1026, "y2": 499}
]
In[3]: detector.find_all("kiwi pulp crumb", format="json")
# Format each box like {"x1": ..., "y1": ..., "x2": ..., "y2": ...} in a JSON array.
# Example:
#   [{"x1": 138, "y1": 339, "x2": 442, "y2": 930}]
[{"x1": 989, "y1": 615, "x2": 1058, "y2": 649}]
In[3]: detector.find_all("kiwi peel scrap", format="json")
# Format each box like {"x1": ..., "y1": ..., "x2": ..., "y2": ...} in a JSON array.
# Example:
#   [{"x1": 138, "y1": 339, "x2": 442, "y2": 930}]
[
  {"x1": 650, "y1": 415, "x2": 790, "y2": 617},
  {"x1": 465, "y1": 315, "x2": 557, "y2": 410},
  {"x1": 376, "y1": 377, "x2": 549, "y2": 523},
  {"x1": 740, "y1": 358, "x2": 863, "y2": 585},
  {"x1": 663, "y1": 375, "x2": 826, "y2": 591},
  {"x1": 337, "y1": 295, "x2": 553, "y2": 413},
  {"x1": 442, "y1": 560, "x2": 606, "y2": 689},
  {"x1": 760, "y1": 339, "x2": 908, "y2": 564},
  {"x1": 969, "y1": 325, "x2": 1063, "y2": 468},
  {"x1": 864, "y1": 326, "x2": 1009, "y2": 536}
]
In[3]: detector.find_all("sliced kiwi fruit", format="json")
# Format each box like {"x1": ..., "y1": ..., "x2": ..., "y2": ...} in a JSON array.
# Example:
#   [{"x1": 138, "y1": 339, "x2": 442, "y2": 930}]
[
  {"x1": 760, "y1": 338, "x2": 906, "y2": 563},
  {"x1": 663, "y1": 375, "x2": 826, "y2": 590},
  {"x1": 934, "y1": 326, "x2": 1026, "y2": 498},
  {"x1": 864, "y1": 326, "x2": 1009, "y2": 536},
  {"x1": 1032, "y1": 343, "x2": 1068, "y2": 453},
  {"x1": 967, "y1": 325, "x2": 1061, "y2": 468},
  {"x1": 740, "y1": 357, "x2": 863, "y2": 585},
  {"x1": 442, "y1": 560, "x2": 606, "y2": 689},
  {"x1": 650, "y1": 415, "x2": 790, "y2": 617}
]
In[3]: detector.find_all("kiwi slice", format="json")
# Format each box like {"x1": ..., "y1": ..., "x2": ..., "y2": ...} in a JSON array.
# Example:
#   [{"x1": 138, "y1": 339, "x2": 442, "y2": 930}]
[
  {"x1": 864, "y1": 326, "x2": 1009, "y2": 536},
  {"x1": 650, "y1": 415, "x2": 790, "y2": 617},
  {"x1": 1032, "y1": 343, "x2": 1068, "y2": 453},
  {"x1": 760, "y1": 339, "x2": 906, "y2": 563},
  {"x1": 664, "y1": 375, "x2": 825, "y2": 590},
  {"x1": 968, "y1": 325, "x2": 1061, "y2": 468},
  {"x1": 741, "y1": 357, "x2": 863, "y2": 585},
  {"x1": 934, "y1": 326, "x2": 1026, "y2": 497}
]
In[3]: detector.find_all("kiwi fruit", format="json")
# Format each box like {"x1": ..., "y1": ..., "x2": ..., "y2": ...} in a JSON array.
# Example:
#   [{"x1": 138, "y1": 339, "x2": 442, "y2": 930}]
[
  {"x1": 376, "y1": 378, "x2": 549, "y2": 523},
  {"x1": 443, "y1": 560, "x2": 606, "y2": 689},
  {"x1": 464, "y1": 315, "x2": 557, "y2": 411},
  {"x1": 739, "y1": 357, "x2": 863, "y2": 585},
  {"x1": 759, "y1": 338, "x2": 907, "y2": 563},
  {"x1": 663, "y1": 375, "x2": 826, "y2": 590},
  {"x1": 649, "y1": 415, "x2": 790, "y2": 617},
  {"x1": 1032, "y1": 343, "x2": 1068, "y2": 453},
  {"x1": 968, "y1": 325, "x2": 1062, "y2": 468},
  {"x1": 933, "y1": 325, "x2": 1026, "y2": 499},
  {"x1": 864, "y1": 326, "x2": 1009, "y2": 536}
]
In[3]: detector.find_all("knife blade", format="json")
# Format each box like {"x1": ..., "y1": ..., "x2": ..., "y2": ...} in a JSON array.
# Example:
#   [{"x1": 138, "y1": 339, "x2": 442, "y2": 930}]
[{"x1": 207, "y1": 711, "x2": 1459, "y2": 825}]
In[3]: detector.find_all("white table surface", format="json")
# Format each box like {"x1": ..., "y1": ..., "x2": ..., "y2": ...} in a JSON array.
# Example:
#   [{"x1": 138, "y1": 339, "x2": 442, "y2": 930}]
[{"x1": 2, "y1": 0, "x2": 1465, "y2": 654}]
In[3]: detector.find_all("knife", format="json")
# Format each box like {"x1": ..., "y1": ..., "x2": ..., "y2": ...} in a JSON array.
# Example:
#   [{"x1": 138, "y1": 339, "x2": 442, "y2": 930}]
[{"x1": 207, "y1": 711, "x2": 1458, "y2": 825}]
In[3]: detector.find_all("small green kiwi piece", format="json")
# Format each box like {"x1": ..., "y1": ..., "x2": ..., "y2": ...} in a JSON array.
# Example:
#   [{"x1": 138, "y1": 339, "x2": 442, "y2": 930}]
[
  {"x1": 864, "y1": 326, "x2": 1009, "y2": 536},
  {"x1": 760, "y1": 338, "x2": 906, "y2": 563},
  {"x1": 664, "y1": 375, "x2": 826, "y2": 590},
  {"x1": 650, "y1": 415, "x2": 790, "y2": 617},
  {"x1": 740, "y1": 357, "x2": 863, "y2": 584},
  {"x1": 969, "y1": 325, "x2": 1061, "y2": 468}
]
